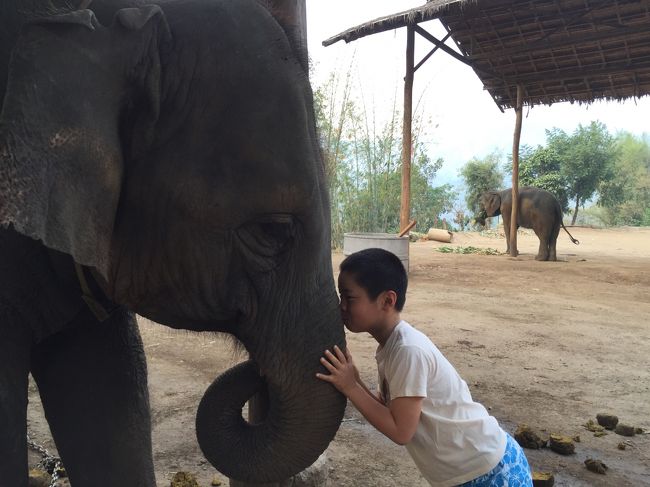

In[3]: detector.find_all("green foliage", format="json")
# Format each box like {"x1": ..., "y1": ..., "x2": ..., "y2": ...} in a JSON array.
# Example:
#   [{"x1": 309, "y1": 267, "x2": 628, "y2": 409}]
[
  {"x1": 513, "y1": 145, "x2": 570, "y2": 212},
  {"x1": 436, "y1": 246, "x2": 502, "y2": 255},
  {"x1": 547, "y1": 121, "x2": 618, "y2": 223},
  {"x1": 507, "y1": 121, "x2": 618, "y2": 224},
  {"x1": 314, "y1": 71, "x2": 457, "y2": 248},
  {"x1": 459, "y1": 151, "x2": 505, "y2": 218},
  {"x1": 598, "y1": 132, "x2": 650, "y2": 226}
]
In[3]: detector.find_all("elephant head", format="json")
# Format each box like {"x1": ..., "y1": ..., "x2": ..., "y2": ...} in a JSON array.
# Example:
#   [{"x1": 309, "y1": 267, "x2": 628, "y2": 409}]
[
  {"x1": 480, "y1": 191, "x2": 502, "y2": 218},
  {"x1": 0, "y1": 0, "x2": 345, "y2": 482}
]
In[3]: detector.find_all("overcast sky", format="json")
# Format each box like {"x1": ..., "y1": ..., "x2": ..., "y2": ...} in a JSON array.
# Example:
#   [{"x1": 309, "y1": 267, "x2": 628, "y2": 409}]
[{"x1": 306, "y1": 0, "x2": 650, "y2": 187}]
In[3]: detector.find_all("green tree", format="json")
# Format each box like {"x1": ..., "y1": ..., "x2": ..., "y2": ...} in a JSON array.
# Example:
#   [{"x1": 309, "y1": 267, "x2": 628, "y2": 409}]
[
  {"x1": 313, "y1": 70, "x2": 455, "y2": 247},
  {"x1": 460, "y1": 151, "x2": 505, "y2": 219},
  {"x1": 546, "y1": 122, "x2": 617, "y2": 224},
  {"x1": 410, "y1": 154, "x2": 457, "y2": 231},
  {"x1": 313, "y1": 67, "x2": 356, "y2": 242},
  {"x1": 514, "y1": 145, "x2": 570, "y2": 212},
  {"x1": 599, "y1": 132, "x2": 650, "y2": 226}
]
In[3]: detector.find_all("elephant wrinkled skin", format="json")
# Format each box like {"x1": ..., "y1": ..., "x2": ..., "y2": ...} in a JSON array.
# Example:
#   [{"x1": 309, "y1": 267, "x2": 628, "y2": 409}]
[
  {"x1": 479, "y1": 187, "x2": 579, "y2": 261},
  {"x1": 0, "y1": 1, "x2": 346, "y2": 485}
]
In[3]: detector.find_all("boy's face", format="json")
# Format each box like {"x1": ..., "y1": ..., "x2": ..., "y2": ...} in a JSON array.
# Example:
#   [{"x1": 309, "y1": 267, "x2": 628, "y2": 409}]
[{"x1": 337, "y1": 270, "x2": 386, "y2": 334}]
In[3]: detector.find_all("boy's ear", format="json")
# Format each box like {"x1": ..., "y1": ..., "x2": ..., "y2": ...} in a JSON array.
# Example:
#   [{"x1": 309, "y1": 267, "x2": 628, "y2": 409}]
[{"x1": 381, "y1": 290, "x2": 398, "y2": 310}]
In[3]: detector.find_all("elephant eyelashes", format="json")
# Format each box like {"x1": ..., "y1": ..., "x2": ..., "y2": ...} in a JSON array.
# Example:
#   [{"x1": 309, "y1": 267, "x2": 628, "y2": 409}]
[{"x1": 236, "y1": 215, "x2": 296, "y2": 272}]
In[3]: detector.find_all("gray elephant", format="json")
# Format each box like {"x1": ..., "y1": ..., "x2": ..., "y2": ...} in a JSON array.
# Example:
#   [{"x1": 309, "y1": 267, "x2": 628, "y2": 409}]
[
  {"x1": 478, "y1": 187, "x2": 579, "y2": 261},
  {"x1": 0, "y1": 1, "x2": 345, "y2": 486}
]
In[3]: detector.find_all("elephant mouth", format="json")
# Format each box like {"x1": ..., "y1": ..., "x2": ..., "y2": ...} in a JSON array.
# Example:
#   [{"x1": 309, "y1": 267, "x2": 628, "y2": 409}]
[{"x1": 136, "y1": 307, "x2": 239, "y2": 334}]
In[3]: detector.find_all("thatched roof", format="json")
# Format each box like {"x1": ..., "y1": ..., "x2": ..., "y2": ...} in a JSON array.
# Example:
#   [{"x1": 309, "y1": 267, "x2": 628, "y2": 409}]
[
  {"x1": 322, "y1": 1, "x2": 467, "y2": 47},
  {"x1": 323, "y1": 0, "x2": 650, "y2": 110}
]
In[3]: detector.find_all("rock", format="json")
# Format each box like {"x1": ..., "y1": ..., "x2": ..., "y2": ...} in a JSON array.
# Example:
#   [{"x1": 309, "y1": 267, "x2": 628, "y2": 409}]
[
  {"x1": 170, "y1": 471, "x2": 200, "y2": 487},
  {"x1": 585, "y1": 458, "x2": 608, "y2": 474},
  {"x1": 617, "y1": 442, "x2": 627, "y2": 450},
  {"x1": 593, "y1": 431, "x2": 608, "y2": 438},
  {"x1": 28, "y1": 469, "x2": 51, "y2": 487},
  {"x1": 531, "y1": 471, "x2": 554, "y2": 486},
  {"x1": 211, "y1": 476, "x2": 223, "y2": 486},
  {"x1": 514, "y1": 424, "x2": 547, "y2": 449},
  {"x1": 635, "y1": 427, "x2": 645, "y2": 434},
  {"x1": 596, "y1": 413, "x2": 618, "y2": 430},
  {"x1": 583, "y1": 419, "x2": 604, "y2": 432},
  {"x1": 549, "y1": 434, "x2": 575, "y2": 455},
  {"x1": 614, "y1": 423, "x2": 636, "y2": 437}
]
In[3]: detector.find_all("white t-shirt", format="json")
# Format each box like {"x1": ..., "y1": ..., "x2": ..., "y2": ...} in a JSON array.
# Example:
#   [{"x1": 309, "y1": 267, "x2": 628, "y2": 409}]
[{"x1": 376, "y1": 321, "x2": 507, "y2": 487}]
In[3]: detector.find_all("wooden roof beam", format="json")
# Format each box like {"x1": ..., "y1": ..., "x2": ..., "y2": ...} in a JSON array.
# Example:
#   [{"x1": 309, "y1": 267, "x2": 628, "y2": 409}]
[
  {"x1": 412, "y1": 24, "x2": 503, "y2": 80},
  {"x1": 483, "y1": 61, "x2": 650, "y2": 87},
  {"x1": 414, "y1": 32, "x2": 451, "y2": 72},
  {"x1": 533, "y1": 0, "x2": 612, "y2": 44},
  {"x1": 467, "y1": 23, "x2": 650, "y2": 61},
  {"x1": 505, "y1": 82, "x2": 649, "y2": 100}
]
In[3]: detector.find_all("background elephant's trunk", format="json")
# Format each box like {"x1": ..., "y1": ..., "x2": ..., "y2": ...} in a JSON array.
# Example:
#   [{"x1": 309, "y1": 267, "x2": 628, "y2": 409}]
[{"x1": 196, "y1": 358, "x2": 345, "y2": 482}]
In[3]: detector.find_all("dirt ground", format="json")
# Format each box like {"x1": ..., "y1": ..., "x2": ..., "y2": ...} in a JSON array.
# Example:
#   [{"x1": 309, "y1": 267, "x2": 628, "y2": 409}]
[{"x1": 27, "y1": 227, "x2": 650, "y2": 486}]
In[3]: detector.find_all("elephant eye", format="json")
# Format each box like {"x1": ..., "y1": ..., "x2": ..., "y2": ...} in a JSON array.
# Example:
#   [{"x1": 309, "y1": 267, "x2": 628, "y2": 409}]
[
  {"x1": 258, "y1": 215, "x2": 295, "y2": 246},
  {"x1": 236, "y1": 214, "x2": 296, "y2": 272}
]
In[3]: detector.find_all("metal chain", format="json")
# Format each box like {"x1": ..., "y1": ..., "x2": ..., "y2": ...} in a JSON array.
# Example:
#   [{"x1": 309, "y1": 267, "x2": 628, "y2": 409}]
[{"x1": 26, "y1": 432, "x2": 64, "y2": 487}]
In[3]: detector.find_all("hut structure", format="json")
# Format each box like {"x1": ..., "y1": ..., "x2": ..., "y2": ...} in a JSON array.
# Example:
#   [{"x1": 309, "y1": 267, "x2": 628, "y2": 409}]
[{"x1": 324, "y1": 0, "x2": 650, "y2": 256}]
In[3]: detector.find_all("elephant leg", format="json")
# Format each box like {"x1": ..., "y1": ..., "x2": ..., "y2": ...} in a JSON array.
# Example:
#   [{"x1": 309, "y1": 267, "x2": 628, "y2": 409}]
[
  {"x1": 0, "y1": 320, "x2": 31, "y2": 487},
  {"x1": 502, "y1": 216, "x2": 511, "y2": 253},
  {"x1": 548, "y1": 225, "x2": 561, "y2": 261},
  {"x1": 534, "y1": 231, "x2": 550, "y2": 261},
  {"x1": 30, "y1": 307, "x2": 155, "y2": 487}
]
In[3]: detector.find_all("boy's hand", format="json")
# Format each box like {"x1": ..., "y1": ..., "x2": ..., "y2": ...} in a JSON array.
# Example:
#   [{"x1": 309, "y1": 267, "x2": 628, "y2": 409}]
[{"x1": 316, "y1": 345, "x2": 358, "y2": 396}]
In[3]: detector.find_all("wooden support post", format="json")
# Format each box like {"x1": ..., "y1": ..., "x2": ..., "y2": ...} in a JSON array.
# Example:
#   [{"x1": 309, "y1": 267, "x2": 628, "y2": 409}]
[
  {"x1": 400, "y1": 25, "x2": 415, "y2": 231},
  {"x1": 510, "y1": 84, "x2": 524, "y2": 257}
]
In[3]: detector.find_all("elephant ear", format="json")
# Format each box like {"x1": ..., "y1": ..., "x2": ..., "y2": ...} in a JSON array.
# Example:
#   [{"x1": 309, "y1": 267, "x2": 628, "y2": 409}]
[
  {"x1": 0, "y1": 6, "x2": 171, "y2": 278},
  {"x1": 484, "y1": 192, "x2": 502, "y2": 216},
  {"x1": 262, "y1": 0, "x2": 308, "y2": 71}
]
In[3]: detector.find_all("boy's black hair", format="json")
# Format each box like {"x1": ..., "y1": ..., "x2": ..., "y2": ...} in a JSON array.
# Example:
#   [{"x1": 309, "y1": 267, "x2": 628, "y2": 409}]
[{"x1": 339, "y1": 248, "x2": 408, "y2": 311}]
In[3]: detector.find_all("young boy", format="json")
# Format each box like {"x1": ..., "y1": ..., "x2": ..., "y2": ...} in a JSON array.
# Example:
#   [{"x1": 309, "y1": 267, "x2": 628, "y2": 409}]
[{"x1": 317, "y1": 248, "x2": 533, "y2": 486}]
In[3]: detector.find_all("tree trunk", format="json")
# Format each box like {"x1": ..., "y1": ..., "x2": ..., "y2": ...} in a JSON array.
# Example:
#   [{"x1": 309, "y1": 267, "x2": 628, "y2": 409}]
[{"x1": 571, "y1": 196, "x2": 580, "y2": 225}]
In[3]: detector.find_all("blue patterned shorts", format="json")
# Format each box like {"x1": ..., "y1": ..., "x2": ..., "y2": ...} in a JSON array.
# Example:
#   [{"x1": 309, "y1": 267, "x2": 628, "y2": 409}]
[{"x1": 459, "y1": 433, "x2": 533, "y2": 487}]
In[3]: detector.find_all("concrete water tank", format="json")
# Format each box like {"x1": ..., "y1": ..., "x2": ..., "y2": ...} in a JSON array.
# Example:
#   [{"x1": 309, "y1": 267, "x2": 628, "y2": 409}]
[{"x1": 343, "y1": 232, "x2": 410, "y2": 272}]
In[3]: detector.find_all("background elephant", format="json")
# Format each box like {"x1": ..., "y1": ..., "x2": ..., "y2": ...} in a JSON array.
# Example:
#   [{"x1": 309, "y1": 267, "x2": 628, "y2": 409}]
[
  {"x1": 478, "y1": 187, "x2": 579, "y2": 261},
  {"x1": 0, "y1": 1, "x2": 346, "y2": 485}
]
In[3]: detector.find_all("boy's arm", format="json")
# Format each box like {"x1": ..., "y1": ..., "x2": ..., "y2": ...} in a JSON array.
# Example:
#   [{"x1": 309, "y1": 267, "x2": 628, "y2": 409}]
[
  {"x1": 353, "y1": 372, "x2": 385, "y2": 404},
  {"x1": 346, "y1": 383, "x2": 423, "y2": 445},
  {"x1": 317, "y1": 346, "x2": 422, "y2": 445}
]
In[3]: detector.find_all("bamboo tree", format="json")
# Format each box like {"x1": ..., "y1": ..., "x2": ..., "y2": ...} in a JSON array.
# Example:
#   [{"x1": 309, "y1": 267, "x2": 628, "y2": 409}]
[{"x1": 313, "y1": 69, "x2": 456, "y2": 247}]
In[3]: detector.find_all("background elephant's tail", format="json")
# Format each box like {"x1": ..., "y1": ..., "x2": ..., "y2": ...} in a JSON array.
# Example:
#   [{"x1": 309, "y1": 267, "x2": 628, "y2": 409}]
[{"x1": 561, "y1": 222, "x2": 580, "y2": 245}]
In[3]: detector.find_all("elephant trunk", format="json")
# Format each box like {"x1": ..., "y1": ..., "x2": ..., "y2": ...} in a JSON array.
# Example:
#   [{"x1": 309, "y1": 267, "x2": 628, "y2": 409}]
[
  {"x1": 196, "y1": 359, "x2": 345, "y2": 482},
  {"x1": 195, "y1": 291, "x2": 346, "y2": 483}
]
